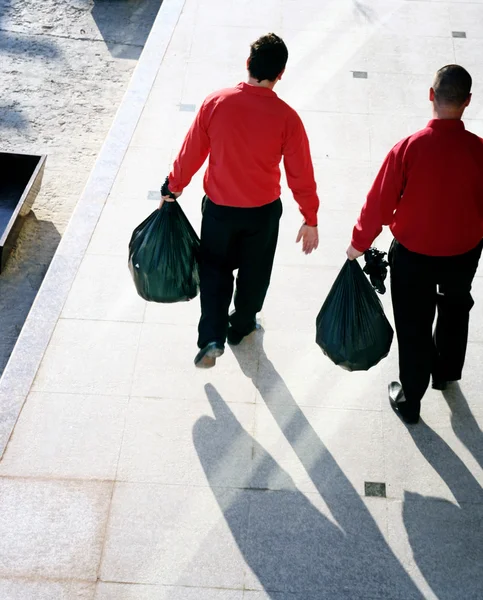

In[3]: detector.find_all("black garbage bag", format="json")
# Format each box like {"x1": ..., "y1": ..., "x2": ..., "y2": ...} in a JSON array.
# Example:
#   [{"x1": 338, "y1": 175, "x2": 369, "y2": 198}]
[
  {"x1": 316, "y1": 259, "x2": 393, "y2": 371},
  {"x1": 128, "y1": 202, "x2": 200, "y2": 303}
]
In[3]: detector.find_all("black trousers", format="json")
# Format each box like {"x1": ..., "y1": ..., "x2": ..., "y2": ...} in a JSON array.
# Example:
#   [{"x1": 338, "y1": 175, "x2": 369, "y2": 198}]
[
  {"x1": 197, "y1": 197, "x2": 282, "y2": 348},
  {"x1": 389, "y1": 239, "x2": 482, "y2": 410}
]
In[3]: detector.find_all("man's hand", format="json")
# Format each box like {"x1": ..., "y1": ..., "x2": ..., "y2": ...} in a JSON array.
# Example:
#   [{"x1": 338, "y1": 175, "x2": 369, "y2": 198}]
[
  {"x1": 159, "y1": 190, "x2": 182, "y2": 209},
  {"x1": 296, "y1": 224, "x2": 319, "y2": 255},
  {"x1": 346, "y1": 244, "x2": 364, "y2": 261}
]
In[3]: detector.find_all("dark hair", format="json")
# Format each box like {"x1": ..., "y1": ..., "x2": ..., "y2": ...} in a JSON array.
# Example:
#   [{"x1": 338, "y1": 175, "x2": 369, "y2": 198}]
[
  {"x1": 248, "y1": 33, "x2": 288, "y2": 82},
  {"x1": 433, "y1": 65, "x2": 472, "y2": 106}
]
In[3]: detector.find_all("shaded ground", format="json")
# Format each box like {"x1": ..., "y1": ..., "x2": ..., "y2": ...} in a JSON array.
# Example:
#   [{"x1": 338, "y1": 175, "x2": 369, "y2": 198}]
[{"x1": 0, "y1": 0, "x2": 162, "y2": 373}]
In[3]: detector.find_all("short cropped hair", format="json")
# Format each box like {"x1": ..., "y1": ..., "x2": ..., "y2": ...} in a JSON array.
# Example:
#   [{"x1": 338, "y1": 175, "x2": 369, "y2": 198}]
[
  {"x1": 433, "y1": 65, "x2": 472, "y2": 106},
  {"x1": 248, "y1": 33, "x2": 288, "y2": 83}
]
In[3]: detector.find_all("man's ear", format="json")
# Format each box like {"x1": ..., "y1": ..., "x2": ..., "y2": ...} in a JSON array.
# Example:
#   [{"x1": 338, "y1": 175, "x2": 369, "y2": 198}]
[
  {"x1": 429, "y1": 87, "x2": 435, "y2": 102},
  {"x1": 465, "y1": 93, "x2": 472, "y2": 108},
  {"x1": 278, "y1": 68, "x2": 286, "y2": 81}
]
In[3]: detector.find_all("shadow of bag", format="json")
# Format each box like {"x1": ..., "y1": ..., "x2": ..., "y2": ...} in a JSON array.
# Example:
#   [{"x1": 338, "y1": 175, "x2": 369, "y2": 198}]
[
  {"x1": 316, "y1": 259, "x2": 394, "y2": 371},
  {"x1": 128, "y1": 202, "x2": 200, "y2": 303}
]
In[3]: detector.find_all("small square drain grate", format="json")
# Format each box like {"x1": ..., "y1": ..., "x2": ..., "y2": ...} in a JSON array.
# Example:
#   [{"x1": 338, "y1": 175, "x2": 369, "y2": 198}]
[
  {"x1": 352, "y1": 71, "x2": 368, "y2": 79},
  {"x1": 365, "y1": 482, "x2": 386, "y2": 498},
  {"x1": 452, "y1": 31, "x2": 467, "y2": 38},
  {"x1": 179, "y1": 103, "x2": 196, "y2": 112}
]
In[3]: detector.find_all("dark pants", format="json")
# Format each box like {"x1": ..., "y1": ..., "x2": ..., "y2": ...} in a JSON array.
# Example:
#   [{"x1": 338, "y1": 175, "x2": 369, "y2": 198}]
[
  {"x1": 389, "y1": 239, "x2": 482, "y2": 412},
  {"x1": 197, "y1": 197, "x2": 282, "y2": 348}
]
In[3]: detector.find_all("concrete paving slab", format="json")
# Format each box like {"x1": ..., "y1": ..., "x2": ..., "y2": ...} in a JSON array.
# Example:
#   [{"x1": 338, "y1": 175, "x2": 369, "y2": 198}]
[
  {"x1": 97, "y1": 585, "x2": 243, "y2": 600},
  {"x1": 131, "y1": 323, "x2": 258, "y2": 403},
  {"x1": 61, "y1": 255, "x2": 146, "y2": 323},
  {"x1": 0, "y1": 478, "x2": 112, "y2": 580},
  {"x1": 100, "y1": 482, "x2": 249, "y2": 588},
  {"x1": 32, "y1": 320, "x2": 141, "y2": 396},
  {"x1": 117, "y1": 396, "x2": 256, "y2": 486},
  {"x1": 0, "y1": 393, "x2": 128, "y2": 479},
  {"x1": 0, "y1": 579, "x2": 95, "y2": 600},
  {"x1": 387, "y1": 497, "x2": 483, "y2": 600}
]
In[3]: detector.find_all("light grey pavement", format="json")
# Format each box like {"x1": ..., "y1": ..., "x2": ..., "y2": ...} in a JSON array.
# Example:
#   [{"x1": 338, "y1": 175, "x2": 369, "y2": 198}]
[{"x1": 1, "y1": 0, "x2": 483, "y2": 598}]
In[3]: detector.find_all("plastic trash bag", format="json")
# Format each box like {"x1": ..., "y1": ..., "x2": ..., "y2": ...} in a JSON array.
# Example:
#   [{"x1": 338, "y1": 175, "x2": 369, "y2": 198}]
[
  {"x1": 128, "y1": 202, "x2": 200, "y2": 303},
  {"x1": 316, "y1": 259, "x2": 393, "y2": 371}
]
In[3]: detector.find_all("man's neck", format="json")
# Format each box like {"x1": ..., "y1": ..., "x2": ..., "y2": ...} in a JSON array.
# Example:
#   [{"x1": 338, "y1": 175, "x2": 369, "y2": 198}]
[{"x1": 247, "y1": 76, "x2": 276, "y2": 90}]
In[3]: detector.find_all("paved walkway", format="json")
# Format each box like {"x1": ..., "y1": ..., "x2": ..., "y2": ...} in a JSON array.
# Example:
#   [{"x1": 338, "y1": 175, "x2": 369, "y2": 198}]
[{"x1": 1, "y1": 0, "x2": 483, "y2": 598}]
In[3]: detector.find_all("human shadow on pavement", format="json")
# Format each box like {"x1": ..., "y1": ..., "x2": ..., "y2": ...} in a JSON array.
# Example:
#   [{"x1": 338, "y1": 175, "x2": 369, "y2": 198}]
[
  {"x1": 443, "y1": 383, "x2": 483, "y2": 470},
  {"x1": 404, "y1": 420, "x2": 483, "y2": 600},
  {"x1": 92, "y1": 0, "x2": 162, "y2": 60},
  {"x1": 193, "y1": 335, "x2": 423, "y2": 598}
]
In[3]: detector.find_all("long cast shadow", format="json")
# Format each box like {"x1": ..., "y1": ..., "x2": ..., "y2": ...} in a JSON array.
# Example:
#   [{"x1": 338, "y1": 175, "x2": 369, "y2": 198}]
[
  {"x1": 405, "y1": 420, "x2": 483, "y2": 600},
  {"x1": 443, "y1": 383, "x2": 483, "y2": 470},
  {"x1": 193, "y1": 333, "x2": 424, "y2": 598}
]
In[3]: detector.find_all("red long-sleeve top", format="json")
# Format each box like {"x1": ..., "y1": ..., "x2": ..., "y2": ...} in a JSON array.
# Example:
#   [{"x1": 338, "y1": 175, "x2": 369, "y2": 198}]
[
  {"x1": 168, "y1": 82, "x2": 319, "y2": 226},
  {"x1": 352, "y1": 119, "x2": 483, "y2": 256}
]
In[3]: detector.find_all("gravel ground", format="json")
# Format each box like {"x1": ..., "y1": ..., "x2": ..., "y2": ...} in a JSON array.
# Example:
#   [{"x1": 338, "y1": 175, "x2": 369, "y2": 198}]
[{"x1": 0, "y1": 0, "x2": 162, "y2": 372}]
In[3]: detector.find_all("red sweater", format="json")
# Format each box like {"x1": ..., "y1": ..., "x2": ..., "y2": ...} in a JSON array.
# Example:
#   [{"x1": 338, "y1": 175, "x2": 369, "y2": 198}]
[
  {"x1": 168, "y1": 82, "x2": 319, "y2": 226},
  {"x1": 352, "y1": 119, "x2": 483, "y2": 256}
]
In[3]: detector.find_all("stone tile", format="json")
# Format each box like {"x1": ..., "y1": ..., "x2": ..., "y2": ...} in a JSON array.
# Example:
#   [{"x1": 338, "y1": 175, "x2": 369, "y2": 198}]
[
  {"x1": 0, "y1": 318, "x2": 58, "y2": 398},
  {"x1": 382, "y1": 407, "x2": 483, "y2": 504},
  {"x1": 387, "y1": 496, "x2": 483, "y2": 600},
  {"x1": 131, "y1": 323, "x2": 258, "y2": 403},
  {"x1": 250, "y1": 329, "x2": 386, "y2": 412},
  {"x1": 368, "y1": 72, "x2": 432, "y2": 118},
  {"x1": 242, "y1": 490, "x2": 421, "y2": 599},
  {"x1": 450, "y1": 3, "x2": 483, "y2": 40},
  {"x1": 369, "y1": 114, "x2": 413, "y2": 163},
  {"x1": 0, "y1": 478, "x2": 111, "y2": 580},
  {"x1": 0, "y1": 394, "x2": 25, "y2": 459},
  {"x1": 311, "y1": 159, "x2": 373, "y2": 211},
  {"x1": 280, "y1": 68, "x2": 370, "y2": 115},
  {"x1": 107, "y1": 146, "x2": 173, "y2": 203},
  {"x1": 352, "y1": 34, "x2": 455, "y2": 76},
  {"x1": 299, "y1": 111, "x2": 371, "y2": 161},
  {"x1": 380, "y1": 1, "x2": 451, "y2": 38},
  {"x1": 0, "y1": 580, "x2": 96, "y2": 600},
  {"x1": 96, "y1": 583, "x2": 243, "y2": 599},
  {"x1": 117, "y1": 396, "x2": 256, "y2": 487},
  {"x1": 87, "y1": 204, "x2": 152, "y2": 257},
  {"x1": 144, "y1": 296, "x2": 201, "y2": 327},
  {"x1": 251, "y1": 403, "x2": 384, "y2": 497},
  {"x1": 130, "y1": 103, "x2": 195, "y2": 150},
  {"x1": 261, "y1": 265, "x2": 340, "y2": 332},
  {"x1": 32, "y1": 320, "x2": 141, "y2": 396},
  {"x1": 62, "y1": 255, "x2": 146, "y2": 323},
  {"x1": 274, "y1": 207, "x2": 360, "y2": 268},
  {"x1": 0, "y1": 393, "x2": 128, "y2": 479},
  {"x1": 195, "y1": 0, "x2": 282, "y2": 29},
  {"x1": 181, "y1": 62, "x2": 246, "y2": 106},
  {"x1": 189, "y1": 25, "x2": 264, "y2": 67},
  {"x1": 101, "y1": 483, "x2": 249, "y2": 588}
]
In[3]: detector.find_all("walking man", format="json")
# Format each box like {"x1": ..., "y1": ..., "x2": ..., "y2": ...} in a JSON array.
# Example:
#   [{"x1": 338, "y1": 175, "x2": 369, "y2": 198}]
[
  {"x1": 161, "y1": 33, "x2": 320, "y2": 368},
  {"x1": 346, "y1": 65, "x2": 483, "y2": 424}
]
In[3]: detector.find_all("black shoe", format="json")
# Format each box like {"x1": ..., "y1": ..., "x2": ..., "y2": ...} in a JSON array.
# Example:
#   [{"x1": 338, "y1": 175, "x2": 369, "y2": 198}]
[
  {"x1": 388, "y1": 382, "x2": 420, "y2": 425},
  {"x1": 227, "y1": 323, "x2": 258, "y2": 346},
  {"x1": 194, "y1": 342, "x2": 224, "y2": 369}
]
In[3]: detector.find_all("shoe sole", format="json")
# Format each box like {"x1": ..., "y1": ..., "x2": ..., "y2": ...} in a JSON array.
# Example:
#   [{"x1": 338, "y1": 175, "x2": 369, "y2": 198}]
[{"x1": 196, "y1": 347, "x2": 224, "y2": 369}]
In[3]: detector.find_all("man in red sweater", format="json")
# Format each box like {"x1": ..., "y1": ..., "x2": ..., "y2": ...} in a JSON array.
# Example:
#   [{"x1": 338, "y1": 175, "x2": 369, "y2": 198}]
[
  {"x1": 347, "y1": 65, "x2": 483, "y2": 424},
  {"x1": 161, "y1": 33, "x2": 319, "y2": 368}
]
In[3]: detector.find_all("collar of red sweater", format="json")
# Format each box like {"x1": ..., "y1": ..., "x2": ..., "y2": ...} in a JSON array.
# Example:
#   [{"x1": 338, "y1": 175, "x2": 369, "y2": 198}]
[
  {"x1": 236, "y1": 82, "x2": 277, "y2": 97},
  {"x1": 427, "y1": 118, "x2": 465, "y2": 131}
]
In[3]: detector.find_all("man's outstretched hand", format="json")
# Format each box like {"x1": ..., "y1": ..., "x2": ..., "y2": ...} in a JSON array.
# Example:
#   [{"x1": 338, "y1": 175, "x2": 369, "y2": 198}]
[
  {"x1": 346, "y1": 244, "x2": 364, "y2": 261},
  {"x1": 296, "y1": 224, "x2": 319, "y2": 255}
]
